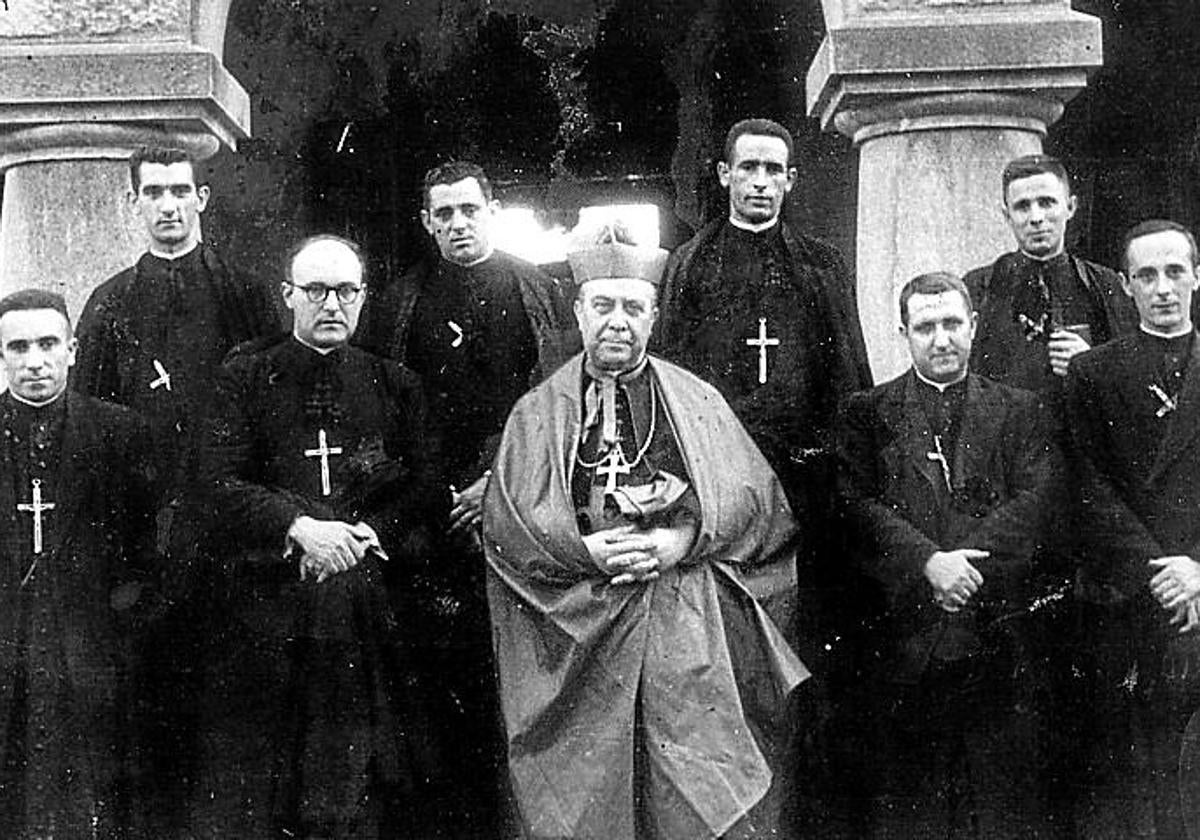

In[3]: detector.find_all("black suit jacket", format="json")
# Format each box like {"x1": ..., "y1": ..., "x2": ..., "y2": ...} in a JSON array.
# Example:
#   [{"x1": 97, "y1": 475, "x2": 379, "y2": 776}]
[
  {"x1": 1067, "y1": 331, "x2": 1200, "y2": 607},
  {"x1": 837, "y1": 371, "x2": 1062, "y2": 680}
]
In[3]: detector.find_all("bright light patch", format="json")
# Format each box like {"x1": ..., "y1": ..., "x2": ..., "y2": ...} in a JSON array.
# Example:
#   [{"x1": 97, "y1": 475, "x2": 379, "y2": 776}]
[{"x1": 492, "y1": 204, "x2": 661, "y2": 265}]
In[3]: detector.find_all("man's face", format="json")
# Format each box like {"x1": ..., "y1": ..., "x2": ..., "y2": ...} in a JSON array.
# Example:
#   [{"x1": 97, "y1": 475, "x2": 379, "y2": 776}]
[
  {"x1": 717, "y1": 134, "x2": 795, "y2": 226},
  {"x1": 0, "y1": 308, "x2": 76, "y2": 404},
  {"x1": 574, "y1": 278, "x2": 658, "y2": 374},
  {"x1": 1002, "y1": 172, "x2": 1076, "y2": 259},
  {"x1": 132, "y1": 161, "x2": 209, "y2": 252},
  {"x1": 902, "y1": 291, "x2": 977, "y2": 384},
  {"x1": 1123, "y1": 230, "x2": 1200, "y2": 334},
  {"x1": 284, "y1": 243, "x2": 366, "y2": 349},
  {"x1": 421, "y1": 177, "x2": 497, "y2": 265}
]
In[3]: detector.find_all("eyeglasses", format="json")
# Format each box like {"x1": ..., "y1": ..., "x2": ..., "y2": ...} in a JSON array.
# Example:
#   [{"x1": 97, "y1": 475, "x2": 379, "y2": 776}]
[{"x1": 287, "y1": 283, "x2": 366, "y2": 305}]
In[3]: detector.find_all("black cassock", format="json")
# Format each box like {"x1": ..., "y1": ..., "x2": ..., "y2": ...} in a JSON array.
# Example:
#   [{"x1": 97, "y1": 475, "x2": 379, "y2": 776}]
[
  {"x1": 195, "y1": 337, "x2": 448, "y2": 839},
  {"x1": 0, "y1": 392, "x2": 157, "y2": 838}
]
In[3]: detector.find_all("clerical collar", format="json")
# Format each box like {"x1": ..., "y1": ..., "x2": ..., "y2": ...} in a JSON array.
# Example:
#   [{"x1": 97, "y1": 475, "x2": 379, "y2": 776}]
[
  {"x1": 1140, "y1": 324, "x2": 1195, "y2": 341},
  {"x1": 291, "y1": 335, "x2": 342, "y2": 356},
  {"x1": 728, "y1": 216, "x2": 779, "y2": 234},
  {"x1": 913, "y1": 367, "x2": 967, "y2": 392},
  {"x1": 6, "y1": 389, "x2": 67, "y2": 409},
  {"x1": 585, "y1": 355, "x2": 649, "y2": 385},
  {"x1": 1018, "y1": 248, "x2": 1068, "y2": 265},
  {"x1": 148, "y1": 240, "x2": 201, "y2": 261},
  {"x1": 448, "y1": 248, "x2": 495, "y2": 269}
]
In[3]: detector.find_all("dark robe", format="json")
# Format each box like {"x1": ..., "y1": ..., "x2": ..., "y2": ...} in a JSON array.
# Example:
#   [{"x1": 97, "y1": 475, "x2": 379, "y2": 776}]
[
  {"x1": 484, "y1": 353, "x2": 809, "y2": 840},
  {"x1": 836, "y1": 370, "x2": 1062, "y2": 838},
  {"x1": 195, "y1": 337, "x2": 448, "y2": 839},
  {"x1": 73, "y1": 243, "x2": 278, "y2": 831},
  {"x1": 359, "y1": 248, "x2": 575, "y2": 831},
  {"x1": 0, "y1": 391, "x2": 157, "y2": 839},
  {"x1": 966, "y1": 250, "x2": 1137, "y2": 408},
  {"x1": 1066, "y1": 329, "x2": 1200, "y2": 839}
]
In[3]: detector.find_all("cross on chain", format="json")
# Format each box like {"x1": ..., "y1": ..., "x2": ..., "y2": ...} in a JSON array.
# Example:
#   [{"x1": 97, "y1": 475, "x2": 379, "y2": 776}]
[
  {"x1": 744, "y1": 317, "x2": 780, "y2": 385},
  {"x1": 595, "y1": 446, "x2": 632, "y2": 495},
  {"x1": 17, "y1": 478, "x2": 55, "y2": 555},
  {"x1": 149, "y1": 358, "x2": 172, "y2": 391},
  {"x1": 304, "y1": 428, "x2": 343, "y2": 497},
  {"x1": 926, "y1": 434, "x2": 953, "y2": 494}
]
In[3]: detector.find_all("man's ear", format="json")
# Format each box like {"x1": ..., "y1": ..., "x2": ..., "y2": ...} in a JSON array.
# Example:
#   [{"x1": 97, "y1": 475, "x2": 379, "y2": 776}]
[
  {"x1": 420, "y1": 209, "x2": 434, "y2": 236},
  {"x1": 1119, "y1": 272, "x2": 1134, "y2": 299},
  {"x1": 784, "y1": 167, "x2": 797, "y2": 194},
  {"x1": 1065, "y1": 192, "x2": 1078, "y2": 222},
  {"x1": 716, "y1": 161, "x2": 732, "y2": 189},
  {"x1": 196, "y1": 184, "x2": 211, "y2": 213}
]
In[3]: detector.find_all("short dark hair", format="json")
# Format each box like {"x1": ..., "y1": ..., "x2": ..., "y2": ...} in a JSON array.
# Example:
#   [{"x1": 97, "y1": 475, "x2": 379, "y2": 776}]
[
  {"x1": 1001, "y1": 154, "x2": 1071, "y2": 202},
  {"x1": 284, "y1": 234, "x2": 366, "y2": 285},
  {"x1": 723, "y1": 118, "x2": 794, "y2": 165},
  {"x1": 898, "y1": 272, "x2": 973, "y2": 326},
  {"x1": 422, "y1": 161, "x2": 493, "y2": 208},
  {"x1": 1121, "y1": 219, "x2": 1200, "y2": 272},
  {"x1": 0, "y1": 288, "x2": 71, "y2": 330},
  {"x1": 129, "y1": 146, "x2": 197, "y2": 193}
]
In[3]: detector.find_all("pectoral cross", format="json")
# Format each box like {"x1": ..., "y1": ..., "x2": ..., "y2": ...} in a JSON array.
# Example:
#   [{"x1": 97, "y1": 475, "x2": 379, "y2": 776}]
[
  {"x1": 1149, "y1": 383, "x2": 1178, "y2": 418},
  {"x1": 17, "y1": 478, "x2": 55, "y2": 555},
  {"x1": 596, "y1": 446, "x2": 631, "y2": 495},
  {"x1": 744, "y1": 317, "x2": 780, "y2": 384},
  {"x1": 304, "y1": 428, "x2": 343, "y2": 497},
  {"x1": 926, "y1": 434, "x2": 953, "y2": 493},
  {"x1": 149, "y1": 359, "x2": 172, "y2": 391}
]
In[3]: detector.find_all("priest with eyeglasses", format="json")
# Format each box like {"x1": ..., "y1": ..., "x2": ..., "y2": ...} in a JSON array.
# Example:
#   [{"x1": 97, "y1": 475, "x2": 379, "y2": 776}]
[{"x1": 195, "y1": 235, "x2": 447, "y2": 839}]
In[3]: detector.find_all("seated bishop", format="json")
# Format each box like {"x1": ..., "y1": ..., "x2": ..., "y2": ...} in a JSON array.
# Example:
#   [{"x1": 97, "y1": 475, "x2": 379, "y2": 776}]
[
  {"x1": 195, "y1": 235, "x2": 448, "y2": 839},
  {"x1": 483, "y1": 223, "x2": 810, "y2": 840}
]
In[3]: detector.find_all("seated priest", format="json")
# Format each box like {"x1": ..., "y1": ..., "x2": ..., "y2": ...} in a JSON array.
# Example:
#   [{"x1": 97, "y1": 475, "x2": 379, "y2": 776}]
[
  {"x1": 0, "y1": 289, "x2": 158, "y2": 837},
  {"x1": 483, "y1": 223, "x2": 810, "y2": 839},
  {"x1": 194, "y1": 235, "x2": 448, "y2": 839},
  {"x1": 836, "y1": 271, "x2": 1063, "y2": 838}
]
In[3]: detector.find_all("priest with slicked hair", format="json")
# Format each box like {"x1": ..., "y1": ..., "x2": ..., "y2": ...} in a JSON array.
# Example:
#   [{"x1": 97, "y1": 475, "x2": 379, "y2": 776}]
[{"x1": 484, "y1": 223, "x2": 810, "y2": 839}]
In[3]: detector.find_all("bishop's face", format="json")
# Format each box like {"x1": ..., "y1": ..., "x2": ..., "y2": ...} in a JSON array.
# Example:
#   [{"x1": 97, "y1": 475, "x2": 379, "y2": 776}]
[
  {"x1": 0, "y1": 308, "x2": 77, "y2": 404},
  {"x1": 718, "y1": 134, "x2": 795, "y2": 227},
  {"x1": 575, "y1": 278, "x2": 658, "y2": 374},
  {"x1": 902, "y1": 290, "x2": 977, "y2": 384},
  {"x1": 132, "y1": 161, "x2": 209, "y2": 255},
  {"x1": 1123, "y1": 229, "x2": 1200, "y2": 334},
  {"x1": 421, "y1": 177, "x2": 498, "y2": 266},
  {"x1": 284, "y1": 240, "x2": 366, "y2": 350}
]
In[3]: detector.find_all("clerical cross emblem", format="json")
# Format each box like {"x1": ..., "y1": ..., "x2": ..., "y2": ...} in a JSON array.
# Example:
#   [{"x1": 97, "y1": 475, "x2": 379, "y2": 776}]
[
  {"x1": 17, "y1": 478, "x2": 55, "y2": 556},
  {"x1": 596, "y1": 446, "x2": 632, "y2": 495},
  {"x1": 744, "y1": 317, "x2": 780, "y2": 384},
  {"x1": 149, "y1": 359, "x2": 172, "y2": 391},
  {"x1": 304, "y1": 428, "x2": 343, "y2": 497},
  {"x1": 1149, "y1": 384, "x2": 1178, "y2": 418},
  {"x1": 926, "y1": 434, "x2": 953, "y2": 494},
  {"x1": 448, "y1": 320, "x2": 464, "y2": 348}
]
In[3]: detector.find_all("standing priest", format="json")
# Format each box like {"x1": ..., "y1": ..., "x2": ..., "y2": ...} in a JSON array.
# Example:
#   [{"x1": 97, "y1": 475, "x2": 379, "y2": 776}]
[
  {"x1": 0, "y1": 289, "x2": 158, "y2": 837},
  {"x1": 484, "y1": 225, "x2": 810, "y2": 839},
  {"x1": 195, "y1": 235, "x2": 447, "y2": 838}
]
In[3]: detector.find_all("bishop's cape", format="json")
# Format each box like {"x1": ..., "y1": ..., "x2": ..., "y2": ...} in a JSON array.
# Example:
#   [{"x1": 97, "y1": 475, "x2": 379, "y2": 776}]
[{"x1": 483, "y1": 353, "x2": 810, "y2": 839}]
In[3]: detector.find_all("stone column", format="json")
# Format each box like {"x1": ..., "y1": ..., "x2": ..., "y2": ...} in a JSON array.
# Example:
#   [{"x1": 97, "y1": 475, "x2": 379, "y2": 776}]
[
  {"x1": 807, "y1": 0, "x2": 1103, "y2": 383},
  {"x1": 0, "y1": 0, "x2": 248, "y2": 324}
]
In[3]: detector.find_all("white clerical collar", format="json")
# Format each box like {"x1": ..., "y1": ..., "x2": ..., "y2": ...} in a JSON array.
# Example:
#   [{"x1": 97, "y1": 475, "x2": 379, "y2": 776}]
[
  {"x1": 1140, "y1": 323, "x2": 1195, "y2": 340},
  {"x1": 913, "y1": 367, "x2": 967, "y2": 392},
  {"x1": 292, "y1": 334, "x2": 341, "y2": 356},
  {"x1": 452, "y1": 248, "x2": 495, "y2": 269},
  {"x1": 1019, "y1": 246, "x2": 1066, "y2": 262},
  {"x1": 728, "y1": 216, "x2": 779, "y2": 234},
  {"x1": 8, "y1": 389, "x2": 66, "y2": 408},
  {"x1": 585, "y1": 354, "x2": 649, "y2": 384},
  {"x1": 148, "y1": 240, "x2": 201, "y2": 261}
]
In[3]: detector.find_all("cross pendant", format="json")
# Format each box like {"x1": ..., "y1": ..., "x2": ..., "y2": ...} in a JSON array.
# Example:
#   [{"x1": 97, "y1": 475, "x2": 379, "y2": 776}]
[
  {"x1": 1149, "y1": 384, "x2": 1177, "y2": 418},
  {"x1": 596, "y1": 446, "x2": 632, "y2": 495},
  {"x1": 150, "y1": 358, "x2": 172, "y2": 391},
  {"x1": 303, "y1": 428, "x2": 344, "y2": 497},
  {"x1": 926, "y1": 435, "x2": 953, "y2": 494},
  {"x1": 744, "y1": 317, "x2": 781, "y2": 385},
  {"x1": 16, "y1": 478, "x2": 56, "y2": 555}
]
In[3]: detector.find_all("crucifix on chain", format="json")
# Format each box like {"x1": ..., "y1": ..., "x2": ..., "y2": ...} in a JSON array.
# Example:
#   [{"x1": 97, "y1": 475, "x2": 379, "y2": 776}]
[
  {"x1": 926, "y1": 434, "x2": 953, "y2": 494},
  {"x1": 17, "y1": 478, "x2": 55, "y2": 556},
  {"x1": 304, "y1": 428, "x2": 343, "y2": 497},
  {"x1": 595, "y1": 446, "x2": 632, "y2": 495},
  {"x1": 744, "y1": 317, "x2": 780, "y2": 385}
]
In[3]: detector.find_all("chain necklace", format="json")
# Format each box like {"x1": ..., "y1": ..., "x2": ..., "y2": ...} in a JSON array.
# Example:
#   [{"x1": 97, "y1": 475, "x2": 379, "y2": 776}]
[{"x1": 576, "y1": 378, "x2": 658, "y2": 471}]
